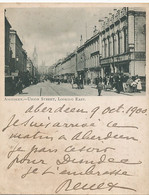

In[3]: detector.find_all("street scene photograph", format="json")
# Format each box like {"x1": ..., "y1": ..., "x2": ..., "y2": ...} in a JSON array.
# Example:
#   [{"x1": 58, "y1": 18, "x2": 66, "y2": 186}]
[{"x1": 5, "y1": 6, "x2": 146, "y2": 96}]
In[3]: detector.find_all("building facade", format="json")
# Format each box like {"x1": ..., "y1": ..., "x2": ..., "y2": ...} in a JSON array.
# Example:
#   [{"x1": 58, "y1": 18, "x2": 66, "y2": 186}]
[
  {"x1": 61, "y1": 52, "x2": 76, "y2": 82},
  {"x1": 27, "y1": 57, "x2": 35, "y2": 78},
  {"x1": 52, "y1": 7, "x2": 146, "y2": 86},
  {"x1": 84, "y1": 31, "x2": 100, "y2": 84},
  {"x1": 54, "y1": 51, "x2": 77, "y2": 82},
  {"x1": 54, "y1": 60, "x2": 62, "y2": 80},
  {"x1": 5, "y1": 16, "x2": 12, "y2": 76},
  {"x1": 9, "y1": 29, "x2": 27, "y2": 75},
  {"x1": 100, "y1": 7, "x2": 146, "y2": 78},
  {"x1": 77, "y1": 45, "x2": 85, "y2": 79}
]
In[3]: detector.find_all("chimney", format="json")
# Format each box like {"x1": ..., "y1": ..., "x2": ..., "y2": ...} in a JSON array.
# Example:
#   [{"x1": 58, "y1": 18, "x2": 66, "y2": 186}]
[{"x1": 80, "y1": 35, "x2": 83, "y2": 46}]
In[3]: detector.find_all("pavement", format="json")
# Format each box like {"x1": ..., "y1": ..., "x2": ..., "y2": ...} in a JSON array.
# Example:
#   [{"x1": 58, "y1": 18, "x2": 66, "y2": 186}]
[{"x1": 15, "y1": 81, "x2": 146, "y2": 96}]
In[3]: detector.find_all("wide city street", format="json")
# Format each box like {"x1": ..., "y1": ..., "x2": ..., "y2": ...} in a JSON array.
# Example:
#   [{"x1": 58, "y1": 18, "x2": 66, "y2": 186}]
[{"x1": 15, "y1": 81, "x2": 145, "y2": 96}]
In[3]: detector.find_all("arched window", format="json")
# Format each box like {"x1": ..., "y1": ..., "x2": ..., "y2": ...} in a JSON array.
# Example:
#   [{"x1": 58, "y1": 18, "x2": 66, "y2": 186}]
[
  {"x1": 124, "y1": 28, "x2": 128, "y2": 53},
  {"x1": 104, "y1": 39, "x2": 106, "y2": 58},
  {"x1": 118, "y1": 31, "x2": 120, "y2": 54},
  {"x1": 112, "y1": 34, "x2": 115, "y2": 56},
  {"x1": 108, "y1": 37, "x2": 110, "y2": 57}
]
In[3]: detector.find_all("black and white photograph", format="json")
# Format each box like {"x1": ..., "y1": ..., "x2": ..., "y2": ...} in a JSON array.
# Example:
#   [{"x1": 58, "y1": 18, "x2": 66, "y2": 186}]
[
  {"x1": 5, "y1": 6, "x2": 146, "y2": 96},
  {"x1": 1, "y1": 3, "x2": 149, "y2": 195}
]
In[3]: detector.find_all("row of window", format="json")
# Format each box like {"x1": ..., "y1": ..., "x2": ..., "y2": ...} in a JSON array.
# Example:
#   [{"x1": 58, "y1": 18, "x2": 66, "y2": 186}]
[
  {"x1": 102, "y1": 28, "x2": 128, "y2": 58},
  {"x1": 79, "y1": 29, "x2": 128, "y2": 61}
]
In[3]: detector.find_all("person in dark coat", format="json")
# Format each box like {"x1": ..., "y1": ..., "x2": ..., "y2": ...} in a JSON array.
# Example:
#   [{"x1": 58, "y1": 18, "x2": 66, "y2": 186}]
[
  {"x1": 16, "y1": 78, "x2": 23, "y2": 94},
  {"x1": 122, "y1": 74, "x2": 128, "y2": 92},
  {"x1": 97, "y1": 81, "x2": 103, "y2": 96},
  {"x1": 109, "y1": 76, "x2": 114, "y2": 89},
  {"x1": 99, "y1": 76, "x2": 102, "y2": 82},
  {"x1": 115, "y1": 75, "x2": 123, "y2": 93},
  {"x1": 76, "y1": 76, "x2": 81, "y2": 89}
]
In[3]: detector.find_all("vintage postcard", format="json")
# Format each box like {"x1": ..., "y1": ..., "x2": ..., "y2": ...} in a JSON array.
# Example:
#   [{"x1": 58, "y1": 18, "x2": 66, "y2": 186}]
[{"x1": 0, "y1": 2, "x2": 149, "y2": 195}]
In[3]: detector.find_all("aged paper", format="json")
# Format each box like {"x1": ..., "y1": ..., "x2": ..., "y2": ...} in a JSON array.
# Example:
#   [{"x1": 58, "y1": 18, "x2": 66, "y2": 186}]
[{"x1": 0, "y1": 3, "x2": 149, "y2": 195}]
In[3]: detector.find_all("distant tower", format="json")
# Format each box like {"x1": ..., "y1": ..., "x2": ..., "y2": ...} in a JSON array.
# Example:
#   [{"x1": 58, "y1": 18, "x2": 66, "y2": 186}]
[{"x1": 32, "y1": 46, "x2": 38, "y2": 70}]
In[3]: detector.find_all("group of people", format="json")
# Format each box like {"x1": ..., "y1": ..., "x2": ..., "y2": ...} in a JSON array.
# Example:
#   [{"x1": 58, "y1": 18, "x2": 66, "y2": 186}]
[
  {"x1": 15, "y1": 77, "x2": 39, "y2": 94},
  {"x1": 75, "y1": 76, "x2": 84, "y2": 89},
  {"x1": 96, "y1": 74, "x2": 142, "y2": 96}
]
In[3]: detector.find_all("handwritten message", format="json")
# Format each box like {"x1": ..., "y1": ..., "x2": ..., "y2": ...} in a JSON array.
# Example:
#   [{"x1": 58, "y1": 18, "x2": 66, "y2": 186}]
[{"x1": 1, "y1": 102, "x2": 148, "y2": 194}]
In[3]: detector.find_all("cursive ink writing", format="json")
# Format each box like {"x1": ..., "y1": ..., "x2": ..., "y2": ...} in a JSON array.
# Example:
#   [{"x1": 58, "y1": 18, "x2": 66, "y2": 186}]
[
  {"x1": 56, "y1": 154, "x2": 142, "y2": 166},
  {"x1": 65, "y1": 145, "x2": 115, "y2": 153},
  {"x1": 59, "y1": 164, "x2": 132, "y2": 177},
  {"x1": 107, "y1": 121, "x2": 138, "y2": 129},
  {"x1": 71, "y1": 130, "x2": 138, "y2": 141},
  {"x1": 25, "y1": 103, "x2": 88, "y2": 114},
  {"x1": 7, "y1": 144, "x2": 58, "y2": 169},
  {"x1": 9, "y1": 131, "x2": 54, "y2": 140},
  {"x1": 55, "y1": 179, "x2": 136, "y2": 193},
  {"x1": 2, "y1": 114, "x2": 95, "y2": 132}
]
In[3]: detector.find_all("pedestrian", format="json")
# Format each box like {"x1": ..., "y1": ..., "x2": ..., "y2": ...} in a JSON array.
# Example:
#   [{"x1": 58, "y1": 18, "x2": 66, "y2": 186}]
[
  {"x1": 115, "y1": 74, "x2": 123, "y2": 94},
  {"x1": 79, "y1": 75, "x2": 84, "y2": 89},
  {"x1": 130, "y1": 76, "x2": 137, "y2": 92},
  {"x1": 99, "y1": 76, "x2": 102, "y2": 82},
  {"x1": 97, "y1": 81, "x2": 103, "y2": 96},
  {"x1": 76, "y1": 77, "x2": 80, "y2": 89},
  {"x1": 109, "y1": 76, "x2": 114, "y2": 89},
  {"x1": 105, "y1": 76, "x2": 111, "y2": 90},
  {"x1": 122, "y1": 74, "x2": 128, "y2": 92},
  {"x1": 57, "y1": 79, "x2": 60, "y2": 85},
  {"x1": 126, "y1": 76, "x2": 133, "y2": 93},
  {"x1": 135, "y1": 76, "x2": 142, "y2": 93},
  {"x1": 16, "y1": 78, "x2": 23, "y2": 94},
  {"x1": 87, "y1": 78, "x2": 91, "y2": 85},
  {"x1": 95, "y1": 76, "x2": 100, "y2": 87}
]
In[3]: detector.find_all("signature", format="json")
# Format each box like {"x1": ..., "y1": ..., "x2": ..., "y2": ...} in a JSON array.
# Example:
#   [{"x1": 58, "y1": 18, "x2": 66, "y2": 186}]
[{"x1": 55, "y1": 179, "x2": 136, "y2": 193}]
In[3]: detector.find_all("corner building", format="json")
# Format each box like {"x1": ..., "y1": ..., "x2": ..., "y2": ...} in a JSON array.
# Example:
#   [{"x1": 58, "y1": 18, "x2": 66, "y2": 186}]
[{"x1": 100, "y1": 7, "x2": 146, "y2": 78}]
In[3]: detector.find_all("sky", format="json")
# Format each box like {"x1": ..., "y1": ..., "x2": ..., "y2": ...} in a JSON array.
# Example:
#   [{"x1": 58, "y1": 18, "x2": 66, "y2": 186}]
[{"x1": 6, "y1": 7, "x2": 115, "y2": 67}]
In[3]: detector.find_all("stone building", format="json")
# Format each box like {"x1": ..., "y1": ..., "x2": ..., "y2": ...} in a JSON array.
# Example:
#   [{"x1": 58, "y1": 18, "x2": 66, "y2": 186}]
[
  {"x1": 5, "y1": 16, "x2": 11, "y2": 76},
  {"x1": 100, "y1": 7, "x2": 146, "y2": 77},
  {"x1": 55, "y1": 51, "x2": 77, "y2": 82},
  {"x1": 48, "y1": 65, "x2": 55, "y2": 79},
  {"x1": 84, "y1": 28, "x2": 100, "y2": 84},
  {"x1": 52, "y1": 7, "x2": 146, "y2": 84},
  {"x1": 9, "y1": 29, "x2": 27, "y2": 75},
  {"x1": 27, "y1": 57, "x2": 35, "y2": 78},
  {"x1": 22, "y1": 49, "x2": 27, "y2": 72},
  {"x1": 76, "y1": 44, "x2": 85, "y2": 80},
  {"x1": 54, "y1": 59, "x2": 62, "y2": 80},
  {"x1": 70, "y1": 51, "x2": 77, "y2": 77}
]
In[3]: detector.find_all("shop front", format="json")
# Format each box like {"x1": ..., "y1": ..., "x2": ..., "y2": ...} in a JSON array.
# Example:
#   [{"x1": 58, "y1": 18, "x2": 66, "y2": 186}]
[{"x1": 101, "y1": 54, "x2": 130, "y2": 76}]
